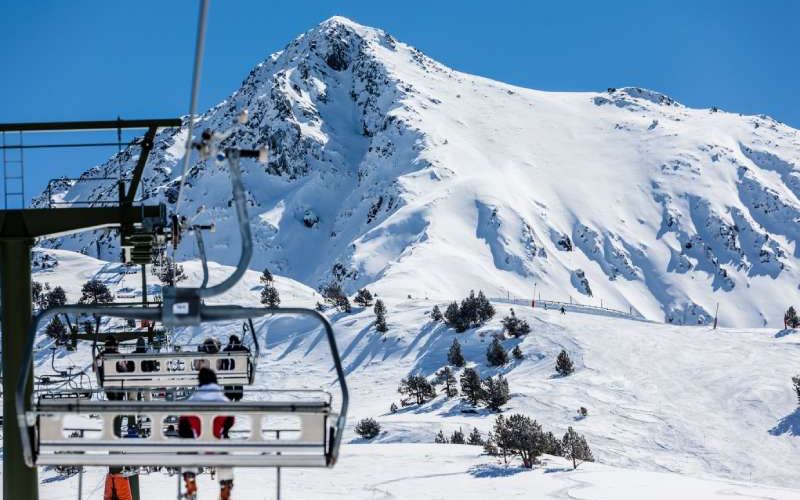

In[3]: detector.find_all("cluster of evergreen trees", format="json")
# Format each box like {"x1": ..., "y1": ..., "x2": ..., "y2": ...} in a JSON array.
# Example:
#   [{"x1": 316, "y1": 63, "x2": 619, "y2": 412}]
[
  {"x1": 459, "y1": 368, "x2": 510, "y2": 411},
  {"x1": 483, "y1": 415, "x2": 593, "y2": 469},
  {"x1": 435, "y1": 426, "x2": 483, "y2": 445},
  {"x1": 32, "y1": 281, "x2": 67, "y2": 312},
  {"x1": 792, "y1": 375, "x2": 800, "y2": 406},
  {"x1": 437, "y1": 290, "x2": 495, "y2": 332}
]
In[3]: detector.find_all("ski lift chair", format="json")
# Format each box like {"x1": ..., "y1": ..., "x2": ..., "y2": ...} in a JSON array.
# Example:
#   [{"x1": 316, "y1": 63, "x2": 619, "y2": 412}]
[
  {"x1": 96, "y1": 320, "x2": 259, "y2": 391},
  {"x1": 17, "y1": 145, "x2": 348, "y2": 469}
]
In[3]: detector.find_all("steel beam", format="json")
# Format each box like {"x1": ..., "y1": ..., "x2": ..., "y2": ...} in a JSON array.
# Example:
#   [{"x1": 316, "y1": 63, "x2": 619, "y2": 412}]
[
  {"x1": 0, "y1": 118, "x2": 181, "y2": 133},
  {"x1": 1, "y1": 238, "x2": 38, "y2": 499}
]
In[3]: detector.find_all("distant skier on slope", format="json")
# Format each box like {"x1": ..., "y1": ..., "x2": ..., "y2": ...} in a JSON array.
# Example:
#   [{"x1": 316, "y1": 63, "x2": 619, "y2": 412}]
[{"x1": 560, "y1": 306, "x2": 566, "y2": 315}]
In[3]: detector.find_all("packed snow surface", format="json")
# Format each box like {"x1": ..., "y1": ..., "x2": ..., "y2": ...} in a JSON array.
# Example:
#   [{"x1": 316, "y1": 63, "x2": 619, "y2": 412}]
[{"x1": 10, "y1": 250, "x2": 800, "y2": 499}]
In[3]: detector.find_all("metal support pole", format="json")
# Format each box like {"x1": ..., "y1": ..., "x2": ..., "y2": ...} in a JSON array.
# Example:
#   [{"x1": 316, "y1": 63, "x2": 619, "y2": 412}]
[
  {"x1": 1, "y1": 237, "x2": 38, "y2": 499},
  {"x1": 141, "y1": 264, "x2": 148, "y2": 306}
]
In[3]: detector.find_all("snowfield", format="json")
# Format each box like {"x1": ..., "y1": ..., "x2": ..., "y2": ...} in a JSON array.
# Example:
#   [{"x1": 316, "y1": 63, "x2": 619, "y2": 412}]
[
  {"x1": 29, "y1": 444, "x2": 800, "y2": 500},
  {"x1": 6, "y1": 250, "x2": 799, "y2": 498}
]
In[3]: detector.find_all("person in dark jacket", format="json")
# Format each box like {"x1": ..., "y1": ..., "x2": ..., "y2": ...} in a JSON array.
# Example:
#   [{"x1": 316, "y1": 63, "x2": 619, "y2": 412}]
[{"x1": 221, "y1": 334, "x2": 249, "y2": 401}]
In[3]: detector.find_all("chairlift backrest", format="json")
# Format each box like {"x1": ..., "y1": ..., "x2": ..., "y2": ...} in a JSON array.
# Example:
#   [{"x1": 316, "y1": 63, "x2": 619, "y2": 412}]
[{"x1": 98, "y1": 350, "x2": 253, "y2": 389}]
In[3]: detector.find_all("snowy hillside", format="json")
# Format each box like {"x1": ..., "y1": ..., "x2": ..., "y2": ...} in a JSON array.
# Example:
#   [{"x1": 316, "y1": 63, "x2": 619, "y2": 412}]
[
  {"x1": 17, "y1": 250, "x2": 800, "y2": 498},
  {"x1": 39, "y1": 15, "x2": 800, "y2": 328}
]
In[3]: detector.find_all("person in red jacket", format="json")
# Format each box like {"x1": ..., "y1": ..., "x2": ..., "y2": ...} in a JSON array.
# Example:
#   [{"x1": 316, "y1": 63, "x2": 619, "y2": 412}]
[
  {"x1": 103, "y1": 467, "x2": 133, "y2": 500},
  {"x1": 179, "y1": 367, "x2": 235, "y2": 500}
]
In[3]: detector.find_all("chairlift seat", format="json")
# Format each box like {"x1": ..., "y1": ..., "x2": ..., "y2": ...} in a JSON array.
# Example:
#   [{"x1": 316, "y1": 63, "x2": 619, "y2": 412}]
[
  {"x1": 98, "y1": 350, "x2": 254, "y2": 389},
  {"x1": 28, "y1": 393, "x2": 338, "y2": 467}
]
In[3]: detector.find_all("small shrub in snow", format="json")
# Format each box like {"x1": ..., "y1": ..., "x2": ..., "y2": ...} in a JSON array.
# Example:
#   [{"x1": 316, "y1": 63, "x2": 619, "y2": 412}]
[
  {"x1": 450, "y1": 428, "x2": 465, "y2": 444},
  {"x1": 555, "y1": 349, "x2": 575, "y2": 376},
  {"x1": 482, "y1": 374, "x2": 509, "y2": 411},
  {"x1": 786, "y1": 307, "x2": 800, "y2": 328},
  {"x1": 467, "y1": 427, "x2": 483, "y2": 446},
  {"x1": 354, "y1": 418, "x2": 381, "y2": 439},
  {"x1": 390, "y1": 402, "x2": 398, "y2": 413},
  {"x1": 354, "y1": 288, "x2": 374, "y2": 307},
  {"x1": 398, "y1": 374, "x2": 436, "y2": 405},
  {"x1": 436, "y1": 366, "x2": 458, "y2": 397},
  {"x1": 434, "y1": 430, "x2": 448, "y2": 444},
  {"x1": 502, "y1": 308, "x2": 531, "y2": 337},
  {"x1": 447, "y1": 338, "x2": 465, "y2": 367},
  {"x1": 374, "y1": 299, "x2": 388, "y2": 332},
  {"x1": 460, "y1": 368, "x2": 485, "y2": 406},
  {"x1": 562, "y1": 427, "x2": 594, "y2": 469},
  {"x1": 793, "y1": 376, "x2": 800, "y2": 405},
  {"x1": 430, "y1": 304, "x2": 443, "y2": 322},
  {"x1": 486, "y1": 338, "x2": 509, "y2": 367},
  {"x1": 578, "y1": 407, "x2": 589, "y2": 418},
  {"x1": 511, "y1": 345, "x2": 524, "y2": 360}
]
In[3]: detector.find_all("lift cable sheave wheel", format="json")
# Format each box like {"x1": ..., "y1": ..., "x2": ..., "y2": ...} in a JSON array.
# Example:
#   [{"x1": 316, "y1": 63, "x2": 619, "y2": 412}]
[{"x1": 15, "y1": 142, "x2": 348, "y2": 469}]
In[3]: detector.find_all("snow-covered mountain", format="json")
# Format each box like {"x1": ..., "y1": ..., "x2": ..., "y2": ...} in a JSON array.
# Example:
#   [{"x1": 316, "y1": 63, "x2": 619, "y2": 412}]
[{"x1": 41, "y1": 16, "x2": 800, "y2": 327}]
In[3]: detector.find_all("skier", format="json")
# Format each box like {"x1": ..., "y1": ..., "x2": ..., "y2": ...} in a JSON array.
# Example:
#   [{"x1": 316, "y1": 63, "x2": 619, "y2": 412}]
[
  {"x1": 560, "y1": 306, "x2": 566, "y2": 315},
  {"x1": 179, "y1": 367, "x2": 235, "y2": 499},
  {"x1": 103, "y1": 467, "x2": 133, "y2": 500}
]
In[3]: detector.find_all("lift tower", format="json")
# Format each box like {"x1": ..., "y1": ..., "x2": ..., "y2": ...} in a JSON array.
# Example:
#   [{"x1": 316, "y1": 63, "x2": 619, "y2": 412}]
[{"x1": 0, "y1": 118, "x2": 179, "y2": 500}]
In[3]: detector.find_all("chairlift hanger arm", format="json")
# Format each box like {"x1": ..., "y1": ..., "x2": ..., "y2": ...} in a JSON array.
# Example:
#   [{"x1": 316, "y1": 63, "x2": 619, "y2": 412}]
[{"x1": 123, "y1": 126, "x2": 159, "y2": 205}]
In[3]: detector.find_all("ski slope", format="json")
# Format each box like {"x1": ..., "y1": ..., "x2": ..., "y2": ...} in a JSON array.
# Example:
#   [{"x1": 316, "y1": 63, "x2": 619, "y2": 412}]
[{"x1": 13, "y1": 250, "x2": 800, "y2": 498}]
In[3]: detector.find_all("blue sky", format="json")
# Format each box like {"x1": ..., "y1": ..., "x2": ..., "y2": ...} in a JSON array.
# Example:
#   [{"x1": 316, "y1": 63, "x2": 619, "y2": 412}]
[{"x1": 1, "y1": 0, "x2": 798, "y2": 204}]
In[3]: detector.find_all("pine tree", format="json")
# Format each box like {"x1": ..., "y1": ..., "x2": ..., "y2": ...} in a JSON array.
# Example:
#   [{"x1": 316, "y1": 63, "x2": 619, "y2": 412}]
[
  {"x1": 483, "y1": 434, "x2": 499, "y2": 456},
  {"x1": 260, "y1": 285, "x2": 281, "y2": 307},
  {"x1": 512, "y1": 345, "x2": 524, "y2": 360},
  {"x1": 542, "y1": 431, "x2": 563, "y2": 456},
  {"x1": 786, "y1": 307, "x2": 800, "y2": 328},
  {"x1": 434, "y1": 430, "x2": 448, "y2": 444},
  {"x1": 259, "y1": 268, "x2": 274, "y2": 285},
  {"x1": 354, "y1": 288, "x2": 374, "y2": 307},
  {"x1": 555, "y1": 349, "x2": 575, "y2": 376},
  {"x1": 374, "y1": 299, "x2": 388, "y2": 332},
  {"x1": 562, "y1": 427, "x2": 594, "y2": 469},
  {"x1": 482, "y1": 374, "x2": 510, "y2": 411},
  {"x1": 486, "y1": 338, "x2": 509, "y2": 367},
  {"x1": 444, "y1": 302, "x2": 461, "y2": 327},
  {"x1": 578, "y1": 407, "x2": 588, "y2": 418},
  {"x1": 431, "y1": 305, "x2": 443, "y2": 322},
  {"x1": 476, "y1": 291, "x2": 495, "y2": 323},
  {"x1": 46, "y1": 286, "x2": 67, "y2": 308},
  {"x1": 460, "y1": 368, "x2": 484, "y2": 406},
  {"x1": 32, "y1": 281, "x2": 43, "y2": 309},
  {"x1": 45, "y1": 316, "x2": 66, "y2": 338},
  {"x1": 390, "y1": 402, "x2": 398, "y2": 413},
  {"x1": 467, "y1": 427, "x2": 483, "y2": 446},
  {"x1": 337, "y1": 295, "x2": 352, "y2": 313},
  {"x1": 447, "y1": 338, "x2": 465, "y2": 367},
  {"x1": 793, "y1": 375, "x2": 800, "y2": 405},
  {"x1": 503, "y1": 413, "x2": 546, "y2": 468},
  {"x1": 460, "y1": 290, "x2": 479, "y2": 327},
  {"x1": 354, "y1": 418, "x2": 381, "y2": 439},
  {"x1": 398, "y1": 375, "x2": 436, "y2": 405},
  {"x1": 450, "y1": 428, "x2": 465, "y2": 444},
  {"x1": 79, "y1": 279, "x2": 113, "y2": 305},
  {"x1": 436, "y1": 366, "x2": 458, "y2": 397}
]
